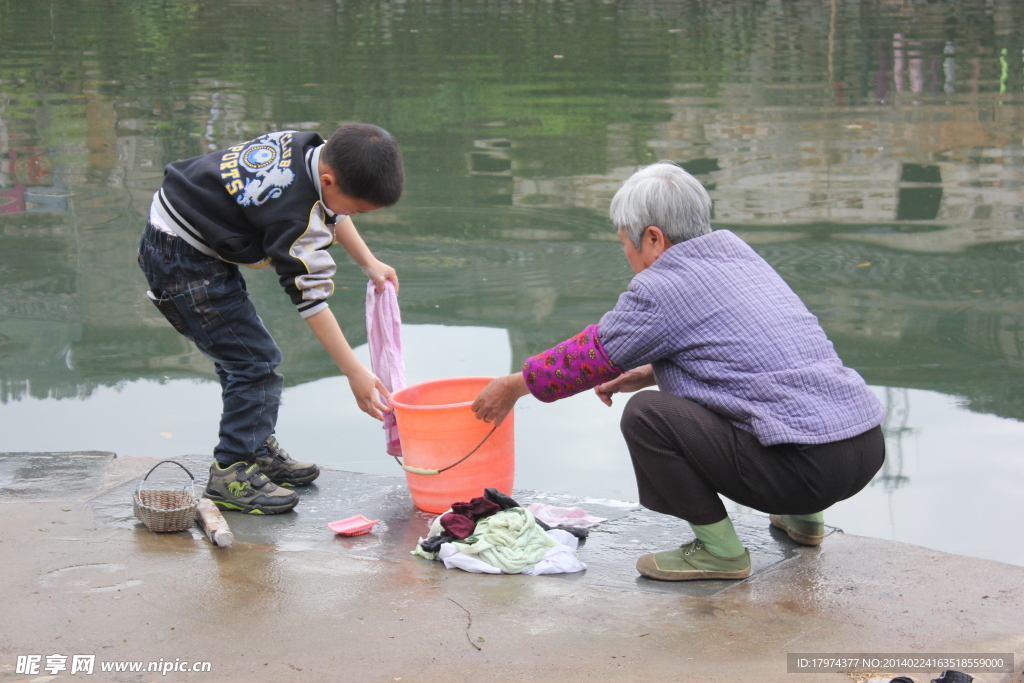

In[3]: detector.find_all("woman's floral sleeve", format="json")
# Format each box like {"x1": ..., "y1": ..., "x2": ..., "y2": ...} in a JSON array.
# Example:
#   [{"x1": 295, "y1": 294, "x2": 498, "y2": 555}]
[{"x1": 521, "y1": 324, "x2": 623, "y2": 402}]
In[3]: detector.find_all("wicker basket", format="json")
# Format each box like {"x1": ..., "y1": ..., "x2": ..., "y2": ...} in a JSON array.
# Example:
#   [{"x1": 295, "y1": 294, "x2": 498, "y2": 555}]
[{"x1": 133, "y1": 460, "x2": 198, "y2": 533}]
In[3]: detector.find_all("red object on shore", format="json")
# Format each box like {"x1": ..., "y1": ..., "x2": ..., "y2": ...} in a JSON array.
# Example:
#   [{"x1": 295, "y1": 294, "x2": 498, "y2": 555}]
[{"x1": 328, "y1": 515, "x2": 380, "y2": 536}]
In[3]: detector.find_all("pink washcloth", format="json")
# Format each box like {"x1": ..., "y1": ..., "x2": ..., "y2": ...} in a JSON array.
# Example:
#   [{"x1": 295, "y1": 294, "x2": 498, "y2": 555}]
[
  {"x1": 527, "y1": 503, "x2": 606, "y2": 529},
  {"x1": 366, "y1": 280, "x2": 406, "y2": 456}
]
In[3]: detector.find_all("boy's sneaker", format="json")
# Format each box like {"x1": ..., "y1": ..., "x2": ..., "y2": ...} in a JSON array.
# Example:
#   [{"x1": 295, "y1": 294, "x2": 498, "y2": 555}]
[
  {"x1": 636, "y1": 540, "x2": 751, "y2": 581},
  {"x1": 769, "y1": 514, "x2": 825, "y2": 546},
  {"x1": 251, "y1": 436, "x2": 320, "y2": 487},
  {"x1": 204, "y1": 462, "x2": 298, "y2": 515}
]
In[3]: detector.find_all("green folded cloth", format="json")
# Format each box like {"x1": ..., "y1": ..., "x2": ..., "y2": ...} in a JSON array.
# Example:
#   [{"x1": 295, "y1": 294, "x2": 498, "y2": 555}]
[{"x1": 452, "y1": 507, "x2": 557, "y2": 574}]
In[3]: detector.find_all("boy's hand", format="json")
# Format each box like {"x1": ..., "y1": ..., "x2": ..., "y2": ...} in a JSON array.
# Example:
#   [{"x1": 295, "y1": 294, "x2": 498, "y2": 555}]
[
  {"x1": 347, "y1": 367, "x2": 392, "y2": 421},
  {"x1": 304, "y1": 309, "x2": 391, "y2": 419},
  {"x1": 361, "y1": 259, "x2": 399, "y2": 294},
  {"x1": 333, "y1": 216, "x2": 399, "y2": 293}
]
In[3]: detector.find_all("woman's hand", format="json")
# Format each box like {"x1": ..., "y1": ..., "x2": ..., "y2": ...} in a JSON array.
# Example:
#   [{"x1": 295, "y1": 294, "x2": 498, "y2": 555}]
[
  {"x1": 471, "y1": 373, "x2": 530, "y2": 426},
  {"x1": 594, "y1": 364, "x2": 656, "y2": 406},
  {"x1": 361, "y1": 259, "x2": 399, "y2": 294},
  {"x1": 347, "y1": 366, "x2": 392, "y2": 421}
]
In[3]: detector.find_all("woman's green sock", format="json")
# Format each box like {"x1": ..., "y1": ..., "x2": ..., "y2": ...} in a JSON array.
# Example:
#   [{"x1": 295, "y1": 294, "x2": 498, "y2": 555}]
[
  {"x1": 690, "y1": 517, "x2": 746, "y2": 559},
  {"x1": 791, "y1": 512, "x2": 824, "y2": 525}
]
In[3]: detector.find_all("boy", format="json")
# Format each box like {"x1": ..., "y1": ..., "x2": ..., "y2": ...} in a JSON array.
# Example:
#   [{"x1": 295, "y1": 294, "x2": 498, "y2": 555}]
[{"x1": 137, "y1": 124, "x2": 403, "y2": 514}]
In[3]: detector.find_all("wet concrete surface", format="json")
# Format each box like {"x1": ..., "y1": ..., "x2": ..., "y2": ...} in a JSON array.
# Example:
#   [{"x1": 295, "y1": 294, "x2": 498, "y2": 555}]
[
  {"x1": 88, "y1": 453, "x2": 807, "y2": 598},
  {"x1": 0, "y1": 451, "x2": 114, "y2": 501},
  {"x1": 2, "y1": 453, "x2": 1022, "y2": 683}
]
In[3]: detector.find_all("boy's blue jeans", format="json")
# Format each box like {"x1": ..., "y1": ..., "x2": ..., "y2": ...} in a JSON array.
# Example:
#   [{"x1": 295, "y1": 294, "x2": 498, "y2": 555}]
[{"x1": 138, "y1": 224, "x2": 282, "y2": 466}]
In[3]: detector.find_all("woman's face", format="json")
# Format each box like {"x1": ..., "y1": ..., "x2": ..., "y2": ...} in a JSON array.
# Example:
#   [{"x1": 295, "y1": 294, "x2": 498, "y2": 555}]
[
  {"x1": 619, "y1": 229, "x2": 646, "y2": 273},
  {"x1": 618, "y1": 227, "x2": 670, "y2": 273}
]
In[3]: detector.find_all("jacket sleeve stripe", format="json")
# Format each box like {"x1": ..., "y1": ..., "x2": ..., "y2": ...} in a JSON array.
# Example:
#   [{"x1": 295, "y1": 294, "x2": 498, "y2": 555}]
[{"x1": 297, "y1": 301, "x2": 328, "y2": 319}]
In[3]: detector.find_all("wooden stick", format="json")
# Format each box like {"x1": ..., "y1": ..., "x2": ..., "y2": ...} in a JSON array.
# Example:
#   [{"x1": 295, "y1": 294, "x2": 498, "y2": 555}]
[
  {"x1": 448, "y1": 598, "x2": 481, "y2": 651},
  {"x1": 195, "y1": 498, "x2": 234, "y2": 547}
]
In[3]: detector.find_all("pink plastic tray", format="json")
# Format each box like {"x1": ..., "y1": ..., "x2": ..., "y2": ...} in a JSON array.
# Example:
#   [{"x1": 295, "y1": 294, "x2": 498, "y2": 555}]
[{"x1": 328, "y1": 515, "x2": 380, "y2": 536}]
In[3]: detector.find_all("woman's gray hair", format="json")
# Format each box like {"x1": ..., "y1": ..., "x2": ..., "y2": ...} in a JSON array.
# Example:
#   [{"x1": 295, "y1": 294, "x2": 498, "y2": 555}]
[{"x1": 609, "y1": 162, "x2": 712, "y2": 247}]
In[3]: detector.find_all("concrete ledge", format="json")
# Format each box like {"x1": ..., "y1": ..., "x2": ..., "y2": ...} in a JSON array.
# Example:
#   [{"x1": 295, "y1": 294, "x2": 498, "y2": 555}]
[{"x1": 0, "y1": 453, "x2": 1020, "y2": 683}]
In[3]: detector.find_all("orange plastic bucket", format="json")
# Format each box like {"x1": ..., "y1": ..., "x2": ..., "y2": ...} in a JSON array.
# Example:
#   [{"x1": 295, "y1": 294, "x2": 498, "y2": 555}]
[{"x1": 390, "y1": 377, "x2": 514, "y2": 514}]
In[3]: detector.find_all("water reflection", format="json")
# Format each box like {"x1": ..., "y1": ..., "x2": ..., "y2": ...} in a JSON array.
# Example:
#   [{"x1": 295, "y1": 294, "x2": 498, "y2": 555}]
[
  {"x1": 877, "y1": 388, "x2": 912, "y2": 493},
  {"x1": 0, "y1": 0, "x2": 1022, "y2": 564}
]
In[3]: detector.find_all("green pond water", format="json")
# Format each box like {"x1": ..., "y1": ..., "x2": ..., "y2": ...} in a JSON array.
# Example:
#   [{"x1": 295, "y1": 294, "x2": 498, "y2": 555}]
[{"x1": 1, "y1": 1, "x2": 1022, "y2": 565}]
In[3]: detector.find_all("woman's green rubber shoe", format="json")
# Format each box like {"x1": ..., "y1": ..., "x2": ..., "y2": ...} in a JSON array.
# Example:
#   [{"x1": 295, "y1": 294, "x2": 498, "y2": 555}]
[
  {"x1": 636, "y1": 540, "x2": 751, "y2": 581},
  {"x1": 770, "y1": 514, "x2": 825, "y2": 546}
]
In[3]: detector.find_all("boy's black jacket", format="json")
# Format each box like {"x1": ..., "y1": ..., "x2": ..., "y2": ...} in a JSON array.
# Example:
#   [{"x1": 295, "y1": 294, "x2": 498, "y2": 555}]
[{"x1": 154, "y1": 130, "x2": 336, "y2": 318}]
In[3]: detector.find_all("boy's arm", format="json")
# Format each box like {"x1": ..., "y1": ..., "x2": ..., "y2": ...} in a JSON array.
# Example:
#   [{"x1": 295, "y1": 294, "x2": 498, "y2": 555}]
[
  {"x1": 334, "y1": 216, "x2": 399, "y2": 293},
  {"x1": 305, "y1": 307, "x2": 390, "y2": 420}
]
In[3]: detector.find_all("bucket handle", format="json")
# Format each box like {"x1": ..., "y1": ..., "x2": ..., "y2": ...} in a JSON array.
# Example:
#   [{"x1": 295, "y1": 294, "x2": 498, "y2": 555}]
[{"x1": 395, "y1": 424, "x2": 498, "y2": 476}]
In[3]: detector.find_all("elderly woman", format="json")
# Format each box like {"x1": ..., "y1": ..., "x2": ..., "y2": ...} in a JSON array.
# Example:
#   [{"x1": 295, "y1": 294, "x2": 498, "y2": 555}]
[{"x1": 472, "y1": 162, "x2": 885, "y2": 581}]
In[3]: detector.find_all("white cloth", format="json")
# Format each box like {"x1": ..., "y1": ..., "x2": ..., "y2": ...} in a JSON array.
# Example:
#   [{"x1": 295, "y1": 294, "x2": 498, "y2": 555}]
[
  {"x1": 438, "y1": 543, "x2": 501, "y2": 574},
  {"x1": 527, "y1": 503, "x2": 606, "y2": 528},
  {"x1": 365, "y1": 280, "x2": 406, "y2": 456},
  {"x1": 426, "y1": 512, "x2": 446, "y2": 538},
  {"x1": 539, "y1": 528, "x2": 578, "y2": 549},
  {"x1": 522, "y1": 529, "x2": 586, "y2": 575}
]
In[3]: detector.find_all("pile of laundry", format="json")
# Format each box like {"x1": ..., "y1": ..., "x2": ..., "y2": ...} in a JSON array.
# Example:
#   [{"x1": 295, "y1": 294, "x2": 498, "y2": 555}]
[{"x1": 412, "y1": 489, "x2": 606, "y2": 575}]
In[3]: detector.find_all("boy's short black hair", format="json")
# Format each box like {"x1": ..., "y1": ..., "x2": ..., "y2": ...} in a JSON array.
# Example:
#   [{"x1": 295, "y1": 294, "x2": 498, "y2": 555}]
[{"x1": 322, "y1": 124, "x2": 404, "y2": 207}]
